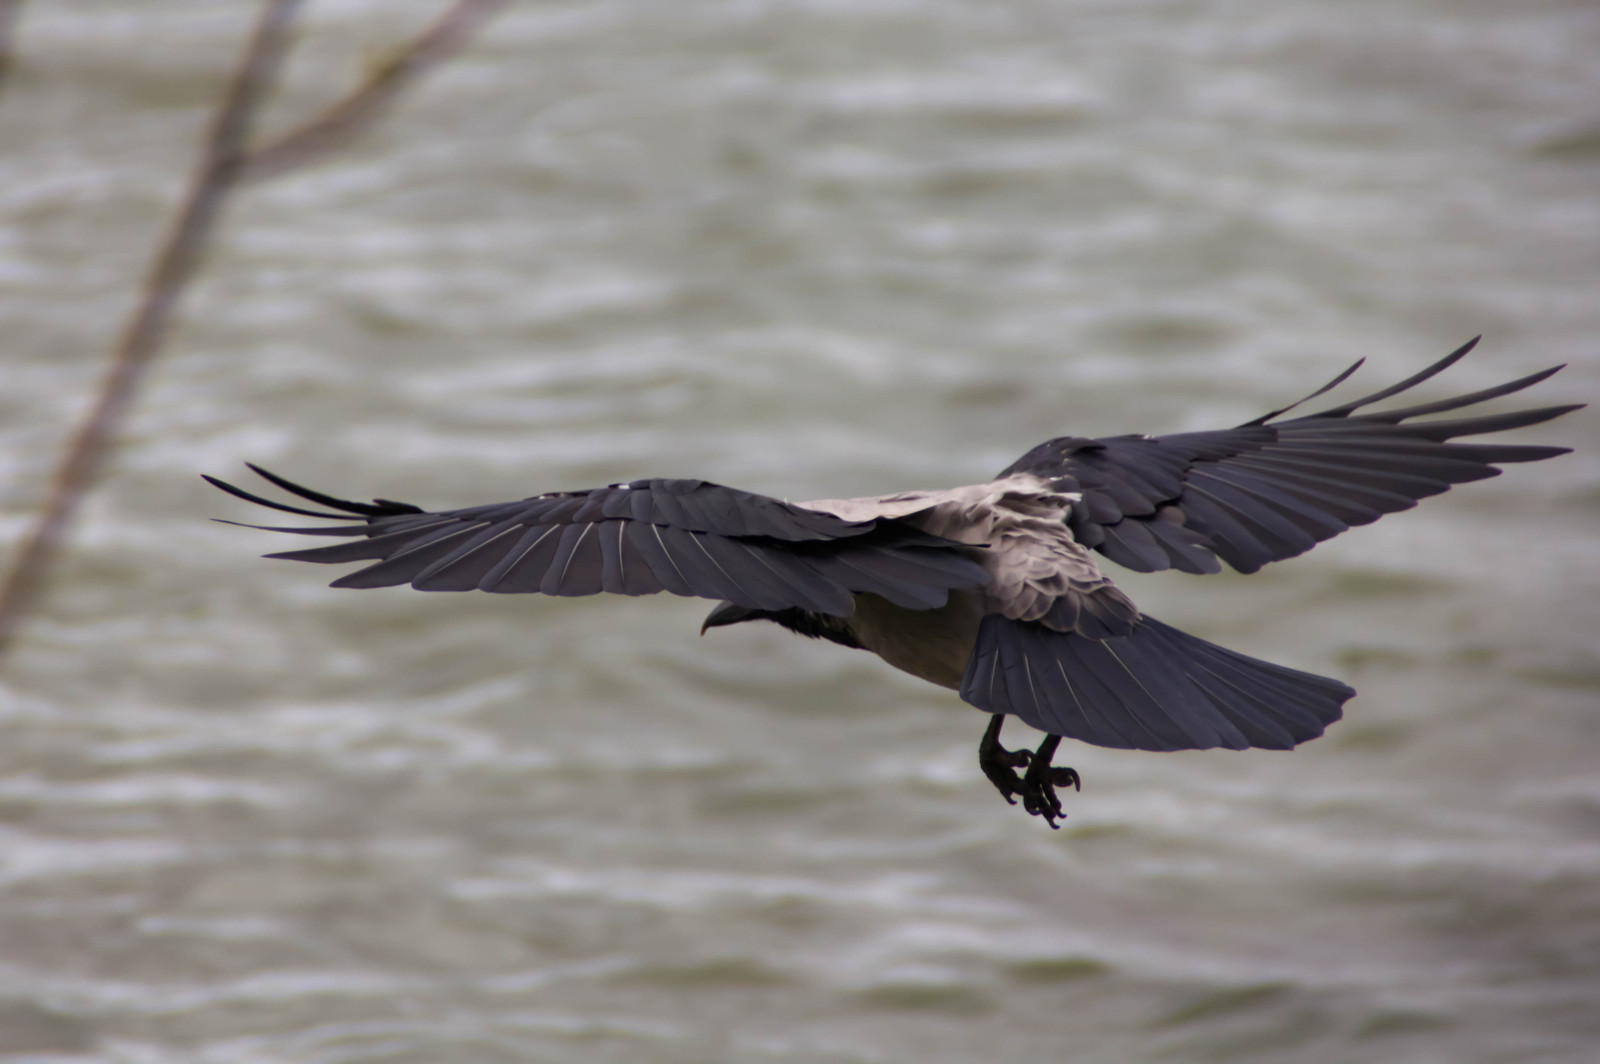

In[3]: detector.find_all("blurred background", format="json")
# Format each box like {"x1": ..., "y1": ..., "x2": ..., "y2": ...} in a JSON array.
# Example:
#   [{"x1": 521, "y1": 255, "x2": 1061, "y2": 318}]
[{"x1": 1, "y1": 1, "x2": 1598, "y2": 1061}]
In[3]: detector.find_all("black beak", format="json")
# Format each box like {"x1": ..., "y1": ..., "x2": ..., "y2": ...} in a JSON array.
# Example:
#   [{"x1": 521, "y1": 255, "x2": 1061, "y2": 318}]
[{"x1": 701, "y1": 601, "x2": 760, "y2": 635}]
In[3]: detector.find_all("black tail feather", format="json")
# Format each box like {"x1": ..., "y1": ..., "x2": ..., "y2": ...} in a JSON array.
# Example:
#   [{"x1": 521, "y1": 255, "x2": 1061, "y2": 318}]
[{"x1": 960, "y1": 614, "x2": 1353, "y2": 752}]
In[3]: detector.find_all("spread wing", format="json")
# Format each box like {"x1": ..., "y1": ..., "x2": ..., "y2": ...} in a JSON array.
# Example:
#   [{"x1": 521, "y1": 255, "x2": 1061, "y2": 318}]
[
  {"x1": 206, "y1": 466, "x2": 990, "y2": 616},
  {"x1": 998, "y1": 338, "x2": 1581, "y2": 575}
]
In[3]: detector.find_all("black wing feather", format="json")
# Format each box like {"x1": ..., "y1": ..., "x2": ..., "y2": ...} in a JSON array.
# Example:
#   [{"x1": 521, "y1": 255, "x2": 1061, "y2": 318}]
[
  {"x1": 1001, "y1": 340, "x2": 1579, "y2": 574},
  {"x1": 411, "y1": 520, "x2": 535, "y2": 592},
  {"x1": 209, "y1": 471, "x2": 990, "y2": 615},
  {"x1": 542, "y1": 522, "x2": 605, "y2": 596}
]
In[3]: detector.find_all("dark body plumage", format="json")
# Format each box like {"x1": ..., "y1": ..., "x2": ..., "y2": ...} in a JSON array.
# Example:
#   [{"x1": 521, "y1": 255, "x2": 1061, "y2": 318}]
[{"x1": 210, "y1": 340, "x2": 1579, "y2": 827}]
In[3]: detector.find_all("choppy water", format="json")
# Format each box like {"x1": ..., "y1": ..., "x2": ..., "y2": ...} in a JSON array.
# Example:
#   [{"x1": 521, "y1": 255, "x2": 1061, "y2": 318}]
[{"x1": 2, "y1": 2, "x2": 1598, "y2": 1061}]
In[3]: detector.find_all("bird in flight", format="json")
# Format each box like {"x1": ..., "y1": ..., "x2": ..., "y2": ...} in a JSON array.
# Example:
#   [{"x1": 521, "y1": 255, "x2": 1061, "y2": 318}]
[{"x1": 208, "y1": 339, "x2": 1578, "y2": 828}]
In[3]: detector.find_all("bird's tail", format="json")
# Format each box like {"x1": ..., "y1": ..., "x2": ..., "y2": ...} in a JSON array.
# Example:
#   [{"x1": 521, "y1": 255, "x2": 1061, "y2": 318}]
[{"x1": 960, "y1": 614, "x2": 1354, "y2": 751}]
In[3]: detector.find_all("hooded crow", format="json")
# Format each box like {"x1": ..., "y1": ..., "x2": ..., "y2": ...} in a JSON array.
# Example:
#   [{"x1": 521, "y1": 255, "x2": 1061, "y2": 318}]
[{"x1": 208, "y1": 338, "x2": 1580, "y2": 827}]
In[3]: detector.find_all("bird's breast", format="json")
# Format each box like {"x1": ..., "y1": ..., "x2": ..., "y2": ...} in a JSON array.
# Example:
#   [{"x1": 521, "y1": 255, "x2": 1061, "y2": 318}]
[{"x1": 845, "y1": 590, "x2": 987, "y2": 692}]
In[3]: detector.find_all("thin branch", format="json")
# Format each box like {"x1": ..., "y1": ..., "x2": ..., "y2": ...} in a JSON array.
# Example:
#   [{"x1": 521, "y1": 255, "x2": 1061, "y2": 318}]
[
  {"x1": 0, "y1": 0, "x2": 304, "y2": 656},
  {"x1": 244, "y1": 0, "x2": 507, "y2": 180},
  {"x1": 0, "y1": 0, "x2": 506, "y2": 659},
  {"x1": 0, "y1": 0, "x2": 25, "y2": 94}
]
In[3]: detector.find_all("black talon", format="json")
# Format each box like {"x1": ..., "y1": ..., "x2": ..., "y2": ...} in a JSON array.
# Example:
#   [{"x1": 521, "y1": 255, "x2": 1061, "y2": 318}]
[
  {"x1": 977, "y1": 714, "x2": 1033, "y2": 805},
  {"x1": 1018, "y1": 735, "x2": 1078, "y2": 829},
  {"x1": 1051, "y1": 766, "x2": 1081, "y2": 791},
  {"x1": 978, "y1": 717, "x2": 1080, "y2": 826}
]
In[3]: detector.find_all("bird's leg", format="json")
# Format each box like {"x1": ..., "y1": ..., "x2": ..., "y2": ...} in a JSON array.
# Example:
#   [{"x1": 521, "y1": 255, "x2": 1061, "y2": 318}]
[
  {"x1": 1019, "y1": 735, "x2": 1081, "y2": 830},
  {"x1": 978, "y1": 714, "x2": 1033, "y2": 805}
]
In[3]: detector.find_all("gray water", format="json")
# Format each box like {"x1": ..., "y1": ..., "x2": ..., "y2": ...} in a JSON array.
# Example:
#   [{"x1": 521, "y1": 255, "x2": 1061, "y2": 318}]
[{"x1": 2, "y1": 2, "x2": 1599, "y2": 1061}]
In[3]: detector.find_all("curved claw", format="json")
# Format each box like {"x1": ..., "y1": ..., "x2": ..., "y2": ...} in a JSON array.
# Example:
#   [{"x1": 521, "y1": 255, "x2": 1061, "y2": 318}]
[
  {"x1": 977, "y1": 720, "x2": 1082, "y2": 827},
  {"x1": 1018, "y1": 735, "x2": 1078, "y2": 829}
]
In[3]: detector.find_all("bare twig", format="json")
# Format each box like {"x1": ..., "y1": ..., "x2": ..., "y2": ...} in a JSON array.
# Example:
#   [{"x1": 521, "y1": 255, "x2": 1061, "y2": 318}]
[
  {"x1": 0, "y1": 0, "x2": 304, "y2": 656},
  {"x1": 0, "y1": 0, "x2": 506, "y2": 659},
  {"x1": 0, "y1": 0, "x2": 26, "y2": 94},
  {"x1": 244, "y1": 0, "x2": 507, "y2": 180}
]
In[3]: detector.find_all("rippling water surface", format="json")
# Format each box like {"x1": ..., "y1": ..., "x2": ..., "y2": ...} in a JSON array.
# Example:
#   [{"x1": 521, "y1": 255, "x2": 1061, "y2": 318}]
[{"x1": 2, "y1": 2, "x2": 1598, "y2": 1061}]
